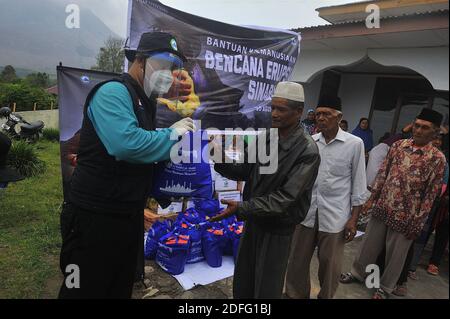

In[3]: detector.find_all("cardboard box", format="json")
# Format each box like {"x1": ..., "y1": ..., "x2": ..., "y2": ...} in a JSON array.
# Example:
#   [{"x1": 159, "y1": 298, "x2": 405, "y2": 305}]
[
  {"x1": 210, "y1": 163, "x2": 217, "y2": 181},
  {"x1": 215, "y1": 175, "x2": 238, "y2": 191},
  {"x1": 217, "y1": 191, "x2": 241, "y2": 209},
  {"x1": 185, "y1": 200, "x2": 195, "y2": 211},
  {"x1": 158, "y1": 201, "x2": 183, "y2": 216},
  {"x1": 225, "y1": 150, "x2": 241, "y2": 162},
  {"x1": 144, "y1": 208, "x2": 177, "y2": 232},
  {"x1": 237, "y1": 181, "x2": 246, "y2": 194},
  {"x1": 144, "y1": 209, "x2": 159, "y2": 231}
]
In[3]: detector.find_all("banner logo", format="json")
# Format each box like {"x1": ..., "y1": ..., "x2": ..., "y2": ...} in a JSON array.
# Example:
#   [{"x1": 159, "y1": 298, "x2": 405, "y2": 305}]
[
  {"x1": 170, "y1": 39, "x2": 178, "y2": 51},
  {"x1": 80, "y1": 75, "x2": 90, "y2": 84}
]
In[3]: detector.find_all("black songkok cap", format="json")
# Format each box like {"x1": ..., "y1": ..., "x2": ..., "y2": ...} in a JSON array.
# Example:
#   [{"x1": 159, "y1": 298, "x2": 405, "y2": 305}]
[
  {"x1": 317, "y1": 94, "x2": 342, "y2": 112},
  {"x1": 416, "y1": 108, "x2": 443, "y2": 127}
]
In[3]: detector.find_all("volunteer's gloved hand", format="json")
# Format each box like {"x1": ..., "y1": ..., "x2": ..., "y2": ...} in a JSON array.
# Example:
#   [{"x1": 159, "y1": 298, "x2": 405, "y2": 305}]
[{"x1": 170, "y1": 118, "x2": 196, "y2": 137}]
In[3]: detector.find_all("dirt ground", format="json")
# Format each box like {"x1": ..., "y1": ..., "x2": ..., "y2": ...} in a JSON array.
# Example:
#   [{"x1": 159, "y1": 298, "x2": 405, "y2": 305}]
[{"x1": 41, "y1": 234, "x2": 448, "y2": 299}]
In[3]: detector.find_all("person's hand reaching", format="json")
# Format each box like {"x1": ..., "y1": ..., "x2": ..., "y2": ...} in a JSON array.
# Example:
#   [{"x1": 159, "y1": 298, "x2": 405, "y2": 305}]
[{"x1": 209, "y1": 200, "x2": 239, "y2": 222}]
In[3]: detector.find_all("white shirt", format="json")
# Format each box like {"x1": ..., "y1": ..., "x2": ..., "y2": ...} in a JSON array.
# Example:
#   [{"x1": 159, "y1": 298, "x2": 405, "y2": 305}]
[
  {"x1": 302, "y1": 129, "x2": 369, "y2": 233},
  {"x1": 366, "y1": 143, "x2": 390, "y2": 187}
]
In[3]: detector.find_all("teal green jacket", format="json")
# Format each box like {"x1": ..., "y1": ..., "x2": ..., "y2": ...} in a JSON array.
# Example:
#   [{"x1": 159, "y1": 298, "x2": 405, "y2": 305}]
[{"x1": 87, "y1": 81, "x2": 176, "y2": 164}]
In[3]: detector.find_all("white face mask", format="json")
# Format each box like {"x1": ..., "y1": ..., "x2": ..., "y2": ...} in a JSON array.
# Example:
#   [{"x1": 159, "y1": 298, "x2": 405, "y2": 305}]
[{"x1": 143, "y1": 62, "x2": 174, "y2": 97}]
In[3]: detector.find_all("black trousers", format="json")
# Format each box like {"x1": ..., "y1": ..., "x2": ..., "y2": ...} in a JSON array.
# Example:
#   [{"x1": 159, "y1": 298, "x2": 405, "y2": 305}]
[
  {"x1": 58, "y1": 203, "x2": 143, "y2": 299},
  {"x1": 233, "y1": 221, "x2": 294, "y2": 299}
]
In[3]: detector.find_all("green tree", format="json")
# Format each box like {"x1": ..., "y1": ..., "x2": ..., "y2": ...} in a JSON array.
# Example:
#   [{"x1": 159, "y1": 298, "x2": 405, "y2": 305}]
[
  {"x1": 92, "y1": 37, "x2": 125, "y2": 73},
  {"x1": 1, "y1": 65, "x2": 18, "y2": 82},
  {"x1": 25, "y1": 72, "x2": 50, "y2": 88},
  {"x1": 0, "y1": 82, "x2": 56, "y2": 111}
]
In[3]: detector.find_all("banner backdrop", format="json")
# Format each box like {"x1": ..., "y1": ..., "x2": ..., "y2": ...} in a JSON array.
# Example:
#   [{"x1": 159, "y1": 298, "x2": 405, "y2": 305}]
[
  {"x1": 57, "y1": 66, "x2": 118, "y2": 199},
  {"x1": 58, "y1": 1, "x2": 301, "y2": 198},
  {"x1": 128, "y1": 0, "x2": 301, "y2": 130}
]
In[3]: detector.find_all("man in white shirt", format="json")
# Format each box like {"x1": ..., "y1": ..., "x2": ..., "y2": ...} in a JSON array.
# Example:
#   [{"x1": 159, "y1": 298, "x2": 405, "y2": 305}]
[
  {"x1": 285, "y1": 95, "x2": 368, "y2": 299},
  {"x1": 366, "y1": 134, "x2": 403, "y2": 188},
  {"x1": 366, "y1": 142, "x2": 390, "y2": 188}
]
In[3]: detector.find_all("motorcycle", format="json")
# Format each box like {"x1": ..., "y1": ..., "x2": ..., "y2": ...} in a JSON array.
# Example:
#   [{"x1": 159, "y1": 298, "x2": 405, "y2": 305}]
[{"x1": 0, "y1": 107, "x2": 45, "y2": 143}]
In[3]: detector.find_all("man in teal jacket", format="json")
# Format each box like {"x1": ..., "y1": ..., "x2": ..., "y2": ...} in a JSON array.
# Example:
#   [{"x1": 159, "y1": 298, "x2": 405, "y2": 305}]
[{"x1": 59, "y1": 32, "x2": 194, "y2": 299}]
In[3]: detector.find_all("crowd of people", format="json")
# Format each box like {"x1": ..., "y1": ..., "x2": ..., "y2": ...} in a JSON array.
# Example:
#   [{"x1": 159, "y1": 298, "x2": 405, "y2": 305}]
[
  {"x1": 55, "y1": 31, "x2": 448, "y2": 299},
  {"x1": 297, "y1": 103, "x2": 448, "y2": 299}
]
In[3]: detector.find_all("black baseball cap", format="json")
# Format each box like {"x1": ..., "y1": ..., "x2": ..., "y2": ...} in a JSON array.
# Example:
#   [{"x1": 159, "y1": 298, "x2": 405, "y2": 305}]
[{"x1": 125, "y1": 32, "x2": 187, "y2": 63}]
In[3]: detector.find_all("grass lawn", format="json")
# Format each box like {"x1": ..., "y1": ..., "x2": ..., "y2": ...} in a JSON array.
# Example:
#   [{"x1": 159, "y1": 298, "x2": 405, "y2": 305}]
[{"x1": 0, "y1": 140, "x2": 63, "y2": 298}]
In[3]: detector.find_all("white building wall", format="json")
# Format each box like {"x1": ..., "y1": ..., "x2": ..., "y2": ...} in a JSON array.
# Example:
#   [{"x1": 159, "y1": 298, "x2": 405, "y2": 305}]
[
  {"x1": 292, "y1": 47, "x2": 449, "y2": 91},
  {"x1": 368, "y1": 47, "x2": 449, "y2": 91},
  {"x1": 292, "y1": 49, "x2": 367, "y2": 84},
  {"x1": 338, "y1": 74, "x2": 377, "y2": 130}
]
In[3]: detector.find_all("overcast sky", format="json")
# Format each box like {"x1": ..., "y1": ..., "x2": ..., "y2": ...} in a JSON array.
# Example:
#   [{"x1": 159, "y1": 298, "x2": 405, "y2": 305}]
[{"x1": 83, "y1": 0, "x2": 364, "y2": 37}]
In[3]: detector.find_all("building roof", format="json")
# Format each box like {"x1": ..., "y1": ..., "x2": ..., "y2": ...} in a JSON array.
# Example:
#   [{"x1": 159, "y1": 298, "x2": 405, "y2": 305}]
[
  {"x1": 46, "y1": 85, "x2": 58, "y2": 95},
  {"x1": 293, "y1": 9, "x2": 448, "y2": 50},
  {"x1": 316, "y1": 0, "x2": 449, "y2": 25},
  {"x1": 293, "y1": 9, "x2": 449, "y2": 33}
]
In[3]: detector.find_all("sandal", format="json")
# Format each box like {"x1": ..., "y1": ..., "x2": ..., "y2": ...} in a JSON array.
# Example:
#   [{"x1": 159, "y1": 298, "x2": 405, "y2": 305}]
[
  {"x1": 392, "y1": 284, "x2": 407, "y2": 297},
  {"x1": 408, "y1": 270, "x2": 418, "y2": 281},
  {"x1": 427, "y1": 264, "x2": 439, "y2": 276},
  {"x1": 372, "y1": 288, "x2": 388, "y2": 299},
  {"x1": 340, "y1": 272, "x2": 359, "y2": 284}
]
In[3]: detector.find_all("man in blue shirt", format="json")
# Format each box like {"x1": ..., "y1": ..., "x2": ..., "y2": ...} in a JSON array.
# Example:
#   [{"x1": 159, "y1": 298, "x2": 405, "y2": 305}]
[{"x1": 59, "y1": 32, "x2": 194, "y2": 299}]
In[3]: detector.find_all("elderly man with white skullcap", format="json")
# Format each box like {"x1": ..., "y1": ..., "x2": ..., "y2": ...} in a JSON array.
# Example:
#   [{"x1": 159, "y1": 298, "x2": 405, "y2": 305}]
[{"x1": 211, "y1": 82, "x2": 320, "y2": 299}]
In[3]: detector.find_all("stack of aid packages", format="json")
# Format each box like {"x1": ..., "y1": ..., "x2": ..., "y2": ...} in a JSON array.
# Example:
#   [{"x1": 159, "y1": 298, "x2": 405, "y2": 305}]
[
  {"x1": 145, "y1": 131, "x2": 244, "y2": 275},
  {"x1": 145, "y1": 204, "x2": 244, "y2": 275}
]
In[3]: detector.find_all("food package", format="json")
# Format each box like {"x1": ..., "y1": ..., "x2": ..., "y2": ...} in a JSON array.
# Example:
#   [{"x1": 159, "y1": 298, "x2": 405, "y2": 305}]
[
  {"x1": 217, "y1": 191, "x2": 241, "y2": 209},
  {"x1": 214, "y1": 175, "x2": 238, "y2": 192}
]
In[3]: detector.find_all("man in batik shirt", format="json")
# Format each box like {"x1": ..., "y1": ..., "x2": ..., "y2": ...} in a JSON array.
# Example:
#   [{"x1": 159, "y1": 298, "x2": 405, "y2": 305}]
[{"x1": 340, "y1": 108, "x2": 446, "y2": 299}]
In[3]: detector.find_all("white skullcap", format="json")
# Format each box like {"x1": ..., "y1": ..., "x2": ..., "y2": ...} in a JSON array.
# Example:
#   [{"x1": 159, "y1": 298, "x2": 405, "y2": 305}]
[{"x1": 273, "y1": 81, "x2": 305, "y2": 103}]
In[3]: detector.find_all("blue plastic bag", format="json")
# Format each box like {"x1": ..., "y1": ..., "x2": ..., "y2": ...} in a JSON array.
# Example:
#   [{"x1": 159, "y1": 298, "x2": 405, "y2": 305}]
[
  {"x1": 220, "y1": 216, "x2": 238, "y2": 228},
  {"x1": 173, "y1": 208, "x2": 207, "y2": 264},
  {"x1": 156, "y1": 232, "x2": 190, "y2": 275},
  {"x1": 175, "y1": 220, "x2": 205, "y2": 264},
  {"x1": 220, "y1": 219, "x2": 243, "y2": 259},
  {"x1": 230, "y1": 223, "x2": 244, "y2": 262},
  {"x1": 202, "y1": 228, "x2": 224, "y2": 268},
  {"x1": 144, "y1": 220, "x2": 171, "y2": 260},
  {"x1": 151, "y1": 131, "x2": 213, "y2": 200},
  {"x1": 176, "y1": 208, "x2": 206, "y2": 225},
  {"x1": 193, "y1": 199, "x2": 221, "y2": 217}
]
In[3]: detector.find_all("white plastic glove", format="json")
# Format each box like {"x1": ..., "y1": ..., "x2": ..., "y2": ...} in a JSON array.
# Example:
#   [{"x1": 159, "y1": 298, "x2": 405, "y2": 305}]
[{"x1": 170, "y1": 118, "x2": 196, "y2": 137}]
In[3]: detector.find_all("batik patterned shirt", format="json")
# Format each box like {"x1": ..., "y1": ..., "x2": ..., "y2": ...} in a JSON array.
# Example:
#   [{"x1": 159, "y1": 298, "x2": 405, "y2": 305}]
[{"x1": 365, "y1": 139, "x2": 446, "y2": 237}]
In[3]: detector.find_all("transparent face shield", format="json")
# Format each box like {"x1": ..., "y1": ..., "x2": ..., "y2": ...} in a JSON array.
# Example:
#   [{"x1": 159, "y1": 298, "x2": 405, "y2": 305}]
[
  {"x1": 143, "y1": 52, "x2": 184, "y2": 103},
  {"x1": 144, "y1": 52, "x2": 199, "y2": 118}
]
